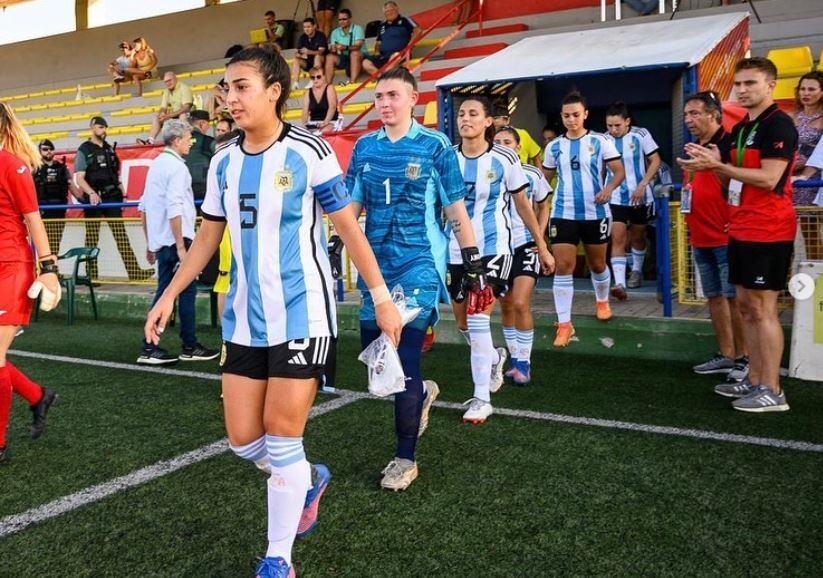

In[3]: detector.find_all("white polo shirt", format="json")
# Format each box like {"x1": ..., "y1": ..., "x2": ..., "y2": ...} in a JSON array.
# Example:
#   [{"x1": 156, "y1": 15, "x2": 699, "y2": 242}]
[{"x1": 139, "y1": 148, "x2": 196, "y2": 252}]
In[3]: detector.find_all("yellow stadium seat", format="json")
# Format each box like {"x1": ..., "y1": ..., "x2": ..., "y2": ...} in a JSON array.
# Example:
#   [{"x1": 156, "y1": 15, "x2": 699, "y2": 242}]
[
  {"x1": 111, "y1": 109, "x2": 133, "y2": 117},
  {"x1": 415, "y1": 37, "x2": 444, "y2": 48},
  {"x1": 249, "y1": 28, "x2": 267, "y2": 44},
  {"x1": 818, "y1": 50, "x2": 823, "y2": 71},
  {"x1": 31, "y1": 104, "x2": 48, "y2": 111},
  {"x1": 28, "y1": 91, "x2": 45, "y2": 98},
  {"x1": 44, "y1": 89, "x2": 61, "y2": 96},
  {"x1": 143, "y1": 89, "x2": 163, "y2": 98},
  {"x1": 774, "y1": 77, "x2": 799, "y2": 100},
  {"x1": 767, "y1": 46, "x2": 813, "y2": 78},
  {"x1": 423, "y1": 101, "x2": 438, "y2": 125}
]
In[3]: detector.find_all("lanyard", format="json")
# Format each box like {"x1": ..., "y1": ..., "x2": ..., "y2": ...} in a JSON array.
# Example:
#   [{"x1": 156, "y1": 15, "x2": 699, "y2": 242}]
[{"x1": 735, "y1": 121, "x2": 759, "y2": 168}]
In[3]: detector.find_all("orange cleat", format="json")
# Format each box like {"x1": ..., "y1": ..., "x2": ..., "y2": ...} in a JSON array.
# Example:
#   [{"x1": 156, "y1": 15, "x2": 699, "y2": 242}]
[
  {"x1": 553, "y1": 321, "x2": 575, "y2": 347},
  {"x1": 596, "y1": 300, "x2": 612, "y2": 321}
]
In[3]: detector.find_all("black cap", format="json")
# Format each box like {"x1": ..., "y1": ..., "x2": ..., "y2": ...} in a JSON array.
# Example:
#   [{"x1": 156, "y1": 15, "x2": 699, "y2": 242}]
[
  {"x1": 39, "y1": 139, "x2": 55, "y2": 150},
  {"x1": 90, "y1": 116, "x2": 108, "y2": 127},
  {"x1": 189, "y1": 110, "x2": 210, "y2": 122}
]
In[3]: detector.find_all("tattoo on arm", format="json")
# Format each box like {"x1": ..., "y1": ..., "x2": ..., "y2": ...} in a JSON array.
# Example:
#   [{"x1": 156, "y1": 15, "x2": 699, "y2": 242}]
[{"x1": 450, "y1": 218, "x2": 461, "y2": 233}]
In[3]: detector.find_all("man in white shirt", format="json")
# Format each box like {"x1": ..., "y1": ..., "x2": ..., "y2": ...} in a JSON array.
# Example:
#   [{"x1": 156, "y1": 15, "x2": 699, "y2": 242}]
[{"x1": 138, "y1": 119, "x2": 218, "y2": 365}]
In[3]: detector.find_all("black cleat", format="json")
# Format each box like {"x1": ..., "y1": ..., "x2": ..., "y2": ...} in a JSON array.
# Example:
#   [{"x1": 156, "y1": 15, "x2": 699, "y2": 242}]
[
  {"x1": 179, "y1": 344, "x2": 220, "y2": 361},
  {"x1": 0, "y1": 446, "x2": 9, "y2": 464},
  {"x1": 137, "y1": 347, "x2": 179, "y2": 365},
  {"x1": 30, "y1": 386, "x2": 57, "y2": 439}
]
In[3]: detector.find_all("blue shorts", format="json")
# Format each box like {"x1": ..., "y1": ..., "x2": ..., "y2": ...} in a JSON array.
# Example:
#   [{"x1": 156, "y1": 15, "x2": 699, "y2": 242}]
[
  {"x1": 693, "y1": 245, "x2": 735, "y2": 299},
  {"x1": 360, "y1": 286, "x2": 441, "y2": 332}
]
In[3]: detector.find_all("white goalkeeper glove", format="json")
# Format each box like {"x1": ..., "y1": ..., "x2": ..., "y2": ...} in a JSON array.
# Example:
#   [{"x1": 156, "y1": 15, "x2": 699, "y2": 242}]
[{"x1": 27, "y1": 280, "x2": 62, "y2": 311}]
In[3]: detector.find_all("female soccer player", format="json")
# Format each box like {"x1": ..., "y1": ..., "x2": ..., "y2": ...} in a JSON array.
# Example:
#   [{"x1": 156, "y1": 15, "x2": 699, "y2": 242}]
[
  {"x1": 0, "y1": 102, "x2": 61, "y2": 463},
  {"x1": 493, "y1": 126, "x2": 552, "y2": 385},
  {"x1": 144, "y1": 47, "x2": 402, "y2": 578},
  {"x1": 450, "y1": 97, "x2": 554, "y2": 421},
  {"x1": 543, "y1": 92, "x2": 625, "y2": 347},
  {"x1": 346, "y1": 67, "x2": 488, "y2": 491}
]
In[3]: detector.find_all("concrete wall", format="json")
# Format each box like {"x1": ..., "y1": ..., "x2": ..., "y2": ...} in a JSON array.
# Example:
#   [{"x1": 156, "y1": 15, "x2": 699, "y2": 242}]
[{"x1": 0, "y1": 0, "x2": 439, "y2": 92}]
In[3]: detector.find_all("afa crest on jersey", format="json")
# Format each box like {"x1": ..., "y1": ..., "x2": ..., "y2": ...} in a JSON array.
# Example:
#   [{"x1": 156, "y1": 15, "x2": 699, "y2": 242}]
[
  {"x1": 275, "y1": 169, "x2": 293, "y2": 193},
  {"x1": 405, "y1": 162, "x2": 421, "y2": 180},
  {"x1": 486, "y1": 169, "x2": 497, "y2": 182}
]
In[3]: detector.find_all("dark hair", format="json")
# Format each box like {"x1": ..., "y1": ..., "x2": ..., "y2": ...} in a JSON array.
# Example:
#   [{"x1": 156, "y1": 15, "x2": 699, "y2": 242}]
[
  {"x1": 605, "y1": 101, "x2": 631, "y2": 120},
  {"x1": 339, "y1": 8, "x2": 352, "y2": 18},
  {"x1": 227, "y1": 47, "x2": 291, "y2": 119},
  {"x1": 794, "y1": 71, "x2": 823, "y2": 111},
  {"x1": 495, "y1": 125, "x2": 520, "y2": 144},
  {"x1": 376, "y1": 66, "x2": 418, "y2": 91},
  {"x1": 561, "y1": 91, "x2": 587, "y2": 109},
  {"x1": 460, "y1": 96, "x2": 496, "y2": 144},
  {"x1": 734, "y1": 57, "x2": 778, "y2": 81},
  {"x1": 685, "y1": 91, "x2": 723, "y2": 122},
  {"x1": 264, "y1": 10, "x2": 275, "y2": 17},
  {"x1": 303, "y1": 17, "x2": 316, "y2": 25}
]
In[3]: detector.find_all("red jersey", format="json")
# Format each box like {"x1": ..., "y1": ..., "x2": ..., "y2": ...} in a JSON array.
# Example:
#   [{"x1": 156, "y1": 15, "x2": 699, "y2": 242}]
[
  {"x1": 724, "y1": 103, "x2": 797, "y2": 243},
  {"x1": 686, "y1": 128, "x2": 731, "y2": 248},
  {"x1": 0, "y1": 149, "x2": 39, "y2": 262}
]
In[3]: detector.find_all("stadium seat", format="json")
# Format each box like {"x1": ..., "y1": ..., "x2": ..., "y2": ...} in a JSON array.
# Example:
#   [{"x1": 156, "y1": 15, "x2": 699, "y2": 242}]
[
  {"x1": 774, "y1": 77, "x2": 799, "y2": 100},
  {"x1": 423, "y1": 101, "x2": 438, "y2": 126},
  {"x1": 818, "y1": 50, "x2": 823, "y2": 71},
  {"x1": 767, "y1": 46, "x2": 814, "y2": 78}
]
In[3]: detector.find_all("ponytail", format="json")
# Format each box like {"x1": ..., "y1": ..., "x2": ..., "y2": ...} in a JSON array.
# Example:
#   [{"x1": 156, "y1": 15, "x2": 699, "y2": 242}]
[{"x1": 0, "y1": 102, "x2": 41, "y2": 170}]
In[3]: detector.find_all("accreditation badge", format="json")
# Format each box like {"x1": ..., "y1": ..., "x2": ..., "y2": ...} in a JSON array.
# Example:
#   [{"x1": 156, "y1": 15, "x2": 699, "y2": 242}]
[
  {"x1": 680, "y1": 183, "x2": 692, "y2": 214},
  {"x1": 275, "y1": 169, "x2": 293, "y2": 193}
]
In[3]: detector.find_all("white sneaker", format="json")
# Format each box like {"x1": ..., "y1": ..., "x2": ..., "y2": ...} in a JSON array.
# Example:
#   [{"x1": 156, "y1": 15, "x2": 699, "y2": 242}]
[
  {"x1": 489, "y1": 347, "x2": 507, "y2": 393},
  {"x1": 418, "y1": 380, "x2": 440, "y2": 438},
  {"x1": 462, "y1": 397, "x2": 493, "y2": 423},
  {"x1": 380, "y1": 458, "x2": 418, "y2": 491}
]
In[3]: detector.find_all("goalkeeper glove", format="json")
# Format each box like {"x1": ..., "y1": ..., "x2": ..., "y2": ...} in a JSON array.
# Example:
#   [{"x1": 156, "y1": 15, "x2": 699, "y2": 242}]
[
  {"x1": 327, "y1": 235, "x2": 344, "y2": 279},
  {"x1": 28, "y1": 280, "x2": 62, "y2": 311},
  {"x1": 457, "y1": 247, "x2": 495, "y2": 313}
]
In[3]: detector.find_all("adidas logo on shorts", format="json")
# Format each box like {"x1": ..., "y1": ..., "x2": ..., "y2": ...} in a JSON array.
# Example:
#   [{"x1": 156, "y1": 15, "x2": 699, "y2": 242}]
[{"x1": 288, "y1": 352, "x2": 309, "y2": 365}]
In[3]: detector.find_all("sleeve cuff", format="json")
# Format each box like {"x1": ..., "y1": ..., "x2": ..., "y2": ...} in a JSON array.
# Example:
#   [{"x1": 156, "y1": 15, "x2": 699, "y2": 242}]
[{"x1": 201, "y1": 211, "x2": 227, "y2": 222}]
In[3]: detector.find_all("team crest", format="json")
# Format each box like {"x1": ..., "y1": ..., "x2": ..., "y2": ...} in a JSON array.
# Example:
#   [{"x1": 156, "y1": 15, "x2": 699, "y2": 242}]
[
  {"x1": 405, "y1": 162, "x2": 421, "y2": 180},
  {"x1": 588, "y1": 144, "x2": 595, "y2": 155},
  {"x1": 486, "y1": 169, "x2": 497, "y2": 182},
  {"x1": 275, "y1": 169, "x2": 293, "y2": 192},
  {"x1": 629, "y1": 142, "x2": 636, "y2": 150}
]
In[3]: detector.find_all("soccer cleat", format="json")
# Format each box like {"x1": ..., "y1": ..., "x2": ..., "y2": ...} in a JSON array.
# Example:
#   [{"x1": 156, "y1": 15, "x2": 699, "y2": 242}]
[
  {"x1": 627, "y1": 270, "x2": 643, "y2": 288},
  {"x1": 489, "y1": 347, "x2": 507, "y2": 393},
  {"x1": 136, "y1": 347, "x2": 179, "y2": 365},
  {"x1": 255, "y1": 556, "x2": 295, "y2": 578},
  {"x1": 610, "y1": 284, "x2": 628, "y2": 301},
  {"x1": 714, "y1": 377, "x2": 754, "y2": 398},
  {"x1": 29, "y1": 386, "x2": 57, "y2": 439},
  {"x1": 553, "y1": 322, "x2": 575, "y2": 348},
  {"x1": 297, "y1": 463, "x2": 331, "y2": 539},
  {"x1": 179, "y1": 344, "x2": 220, "y2": 361},
  {"x1": 418, "y1": 380, "x2": 440, "y2": 438},
  {"x1": 0, "y1": 446, "x2": 8, "y2": 464},
  {"x1": 462, "y1": 397, "x2": 493, "y2": 423},
  {"x1": 380, "y1": 458, "x2": 418, "y2": 491},
  {"x1": 732, "y1": 385, "x2": 789, "y2": 413},
  {"x1": 511, "y1": 361, "x2": 531, "y2": 386},
  {"x1": 505, "y1": 358, "x2": 519, "y2": 379},
  {"x1": 693, "y1": 353, "x2": 734, "y2": 375},
  {"x1": 726, "y1": 356, "x2": 749, "y2": 382},
  {"x1": 421, "y1": 328, "x2": 436, "y2": 353},
  {"x1": 595, "y1": 300, "x2": 612, "y2": 321}
]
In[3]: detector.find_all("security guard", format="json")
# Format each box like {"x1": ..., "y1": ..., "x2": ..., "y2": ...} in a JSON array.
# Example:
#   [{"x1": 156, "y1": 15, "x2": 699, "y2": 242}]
[
  {"x1": 74, "y1": 116, "x2": 152, "y2": 281},
  {"x1": 33, "y1": 139, "x2": 72, "y2": 253},
  {"x1": 186, "y1": 110, "x2": 216, "y2": 212}
]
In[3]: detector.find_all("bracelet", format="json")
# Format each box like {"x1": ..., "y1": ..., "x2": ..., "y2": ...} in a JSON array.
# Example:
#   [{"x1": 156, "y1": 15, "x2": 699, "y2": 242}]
[{"x1": 370, "y1": 284, "x2": 391, "y2": 306}]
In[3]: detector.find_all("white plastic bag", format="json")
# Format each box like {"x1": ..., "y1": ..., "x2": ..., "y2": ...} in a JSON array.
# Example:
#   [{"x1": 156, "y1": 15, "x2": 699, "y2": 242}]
[{"x1": 358, "y1": 286, "x2": 421, "y2": 397}]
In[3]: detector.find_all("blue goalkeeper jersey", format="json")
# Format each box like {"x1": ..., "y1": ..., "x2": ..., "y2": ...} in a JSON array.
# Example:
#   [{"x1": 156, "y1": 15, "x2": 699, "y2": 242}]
[{"x1": 347, "y1": 120, "x2": 466, "y2": 300}]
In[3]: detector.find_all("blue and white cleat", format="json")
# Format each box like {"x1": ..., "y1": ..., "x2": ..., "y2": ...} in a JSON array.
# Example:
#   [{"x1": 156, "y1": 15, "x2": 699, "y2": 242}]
[
  {"x1": 296, "y1": 464, "x2": 331, "y2": 539},
  {"x1": 255, "y1": 556, "x2": 295, "y2": 578},
  {"x1": 511, "y1": 361, "x2": 531, "y2": 386}
]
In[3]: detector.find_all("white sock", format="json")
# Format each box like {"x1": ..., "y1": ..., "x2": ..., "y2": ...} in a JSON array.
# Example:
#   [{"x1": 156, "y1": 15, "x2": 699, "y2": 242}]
[
  {"x1": 515, "y1": 329, "x2": 533, "y2": 364},
  {"x1": 502, "y1": 326, "x2": 518, "y2": 359},
  {"x1": 611, "y1": 256, "x2": 627, "y2": 287},
  {"x1": 553, "y1": 274, "x2": 574, "y2": 323},
  {"x1": 229, "y1": 435, "x2": 271, "y2": 474},
  {"x1": 467, "y1": 314, "x2": 494, "y2": 402},
  {"x1": 265, "y1": 435, "x2": 311, "y2": 564},
  {"x1": 459, "y1": 328, "x2": 471, "y2": 346},
  {"x1": 631, "y1": 248, "x2": 646, "y2": 273},
  {"x1": 591, "y1": 269, "x2": 611, "y2": 302}
]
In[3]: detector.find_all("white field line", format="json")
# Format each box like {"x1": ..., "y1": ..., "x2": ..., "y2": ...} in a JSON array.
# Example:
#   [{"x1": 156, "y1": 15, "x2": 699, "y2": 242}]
[
  {"x1": 10, "y1": 349, "x2": 823, "y2": 454},
  {"x1": 0, "y1": 394, "x2": 361, "y2": 539}
]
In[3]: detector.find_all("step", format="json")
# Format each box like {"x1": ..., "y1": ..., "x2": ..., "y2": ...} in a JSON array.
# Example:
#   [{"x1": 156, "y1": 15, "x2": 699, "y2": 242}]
[
  {"x1": 443, "y1": 42, "x2": 508, "y2": 60},
  {"x1": 465, "y1": 23, "x2": 529, "y2": 38},
  {"x1": 420, "y1": 66, "x2": 462, "y2": 82}
]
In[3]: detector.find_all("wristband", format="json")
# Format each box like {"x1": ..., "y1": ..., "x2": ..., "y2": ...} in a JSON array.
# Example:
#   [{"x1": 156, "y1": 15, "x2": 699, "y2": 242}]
[
  {"x1": 370, "y1": 284, "x2": 391, "y2": 306},
  {"x1": 39, "y1": 261, "x2": 59, "y2": 275},
  {"x1": 460, "y1": 246, "x2": 483, "y2": 274}
]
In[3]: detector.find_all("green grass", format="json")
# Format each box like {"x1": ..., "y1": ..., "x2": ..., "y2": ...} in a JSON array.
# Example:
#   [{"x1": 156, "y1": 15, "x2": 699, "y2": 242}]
[{"x1": 2, "y1": 316, "x2": 823, "y2": 576}]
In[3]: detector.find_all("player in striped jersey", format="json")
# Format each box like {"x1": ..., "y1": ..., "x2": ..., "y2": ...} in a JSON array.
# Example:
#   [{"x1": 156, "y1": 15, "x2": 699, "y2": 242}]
[
  {"x1": 543, "y1": 92, "x2": 625, "y2": 347},
  {"x1": 493, "y1": 126, "x2": 552, "y2": 385},
  {"x1": 144, "y1": 47, "x2": 401, "y2": 578},
  {"x1": 449, "y1": 97, "x2": 554, "y2": 421},
  {"x1": 347, "y1": 67, "x2": 490, "y2": 491},
  {"x1": 604, "y1": 102, "x2": 661, "y2": 299}
]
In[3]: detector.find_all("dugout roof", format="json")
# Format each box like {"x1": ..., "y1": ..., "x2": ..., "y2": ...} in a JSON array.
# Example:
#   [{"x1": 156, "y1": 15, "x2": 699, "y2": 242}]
[{"x1": 435, "y1": 12, "x2": 749, "y2": 88}]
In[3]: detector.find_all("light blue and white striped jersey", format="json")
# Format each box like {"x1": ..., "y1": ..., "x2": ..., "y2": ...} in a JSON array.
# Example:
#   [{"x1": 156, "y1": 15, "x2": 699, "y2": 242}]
[
  {"x1": 543, "y1": 132, "x2": 620, "y2": 221},
  {"x1": 510, "y1": 164, "x2": 552, "y2": 249},
  {"x1": 605, "y1": 126, "x2": 660, "y2": 206},
  {"x1": 449, "y1": 144, "x2": 528, "y2": 263},
  {"x1": 201, "y1": 125, "x2": 350, "y2": 347}
]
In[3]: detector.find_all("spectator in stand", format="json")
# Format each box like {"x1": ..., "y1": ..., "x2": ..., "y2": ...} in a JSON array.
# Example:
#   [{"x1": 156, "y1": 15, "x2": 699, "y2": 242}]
[
  {"x1": 215, "y1": 118, "x2": 235, "y2": 141},
  {"x1": 325, "y1": 9, "x2": 365, "y2": 86},
  {"x1": 679, "y1": 57, "x2": 798, "y2": 413},
  {"x1": 122, "y1": 37, "x2": 157, "y2": 97},
  {"x1": 33, "y1": 139, "x2": 79, "y2": 254},
  {"x1": 302, "y1": 66, "x2": 339, "y2": 134},
  {"x1": 541, "y1": 123, "x2": 558, "y2": 148},
  {"x1": 291, "y1": 18, "x2": 328, "y2": 90},
  {"x1": 791, "y1": 71, "x2": 823, "y2": 206},
  {"x1": 202, "y1": 78, "x2": 230, "y2": 122},
  {"x1": 263, "y1": 10, "x2": 285, "y2": 50},
  {"x1": 108, "y1": 41, "x2": 134, "y2": 96},
  {"x1": 362, "y1": 2, "x2": 420, "y2": 76},
  {"x1": 316, "y1": 0, "x2": 339, "y2": 38},
  {"x1": 141, "y1": 72, "x2": 194, "y2": 145},
  {"x1": 681, "y1": 92, "x2": 749, "y2": 385},
  {"x1": 492, "y1": 107, "x2": 541, "y2": 165},
  {"x1": 138, "y1": 120, "x2": 218, "y2": 366},
  {"x1": 186, "y1": 110, "x2": 216, "y2": 210}
]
